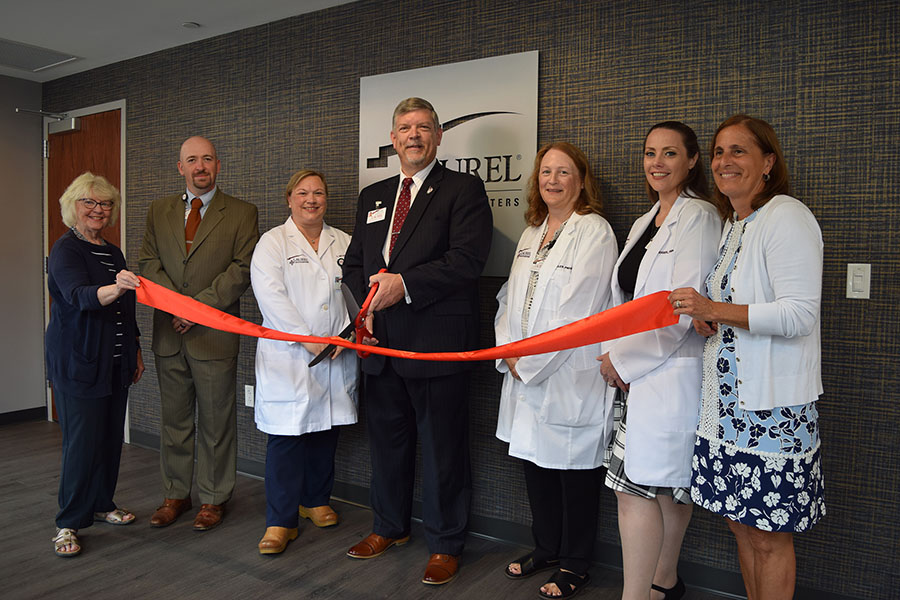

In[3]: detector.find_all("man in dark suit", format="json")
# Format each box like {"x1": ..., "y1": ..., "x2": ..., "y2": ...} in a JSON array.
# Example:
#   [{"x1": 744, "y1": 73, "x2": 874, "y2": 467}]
[
  {"x1": 139, "y1": 136, "x2": 258, "y2": 531},
  {"x1": 343, "y1": 98, "x2": 492, "y2": 585}
]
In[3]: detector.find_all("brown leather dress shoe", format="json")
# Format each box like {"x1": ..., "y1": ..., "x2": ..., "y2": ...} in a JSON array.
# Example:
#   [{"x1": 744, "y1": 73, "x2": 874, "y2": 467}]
[
  {"x1": 192, "y1": 503, "x2": 225, "y2": 531},
  {"x1": 422, "y1": 553, "x2": 459, "y2": 585},
  {"x1": 258, "y1": 526, "x2": 299, "y2": 555},
  {"x1": 149, "y1": 498, "x2": 192, "y2": 528},
  {"x1": 346, "y1": 532, "x2": 410, "y2": 559},
  {"x1": 298, "y1": 504, "x2": 339, "y2": 527}
]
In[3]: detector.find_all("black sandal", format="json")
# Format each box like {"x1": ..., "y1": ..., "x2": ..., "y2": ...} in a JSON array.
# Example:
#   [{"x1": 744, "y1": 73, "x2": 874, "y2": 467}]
[
  {"x1": 538, "y1": 569, "x2": 590, "y2": 599},
  {"x1": 651, "y1": 576, "x2": 686, "y2": 600},
  {"x1": 504, "y1": 552, "x2": 560, "y2": 579}
]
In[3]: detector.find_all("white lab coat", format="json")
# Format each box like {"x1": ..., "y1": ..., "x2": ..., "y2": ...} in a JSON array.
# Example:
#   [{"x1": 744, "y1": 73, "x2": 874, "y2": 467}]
[
  {"x1": 495, "y1": 212, "x2": 617, "y2": 469},
  {"x1": 250, "y1": 218, "x2": 358, "y2": 436},
  {"x1": 602, "y1": 194, "x2": 721, "y2": 486}
]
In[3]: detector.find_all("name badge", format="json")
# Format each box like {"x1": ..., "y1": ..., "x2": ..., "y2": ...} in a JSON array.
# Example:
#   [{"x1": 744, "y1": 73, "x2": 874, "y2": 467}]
[{"x1": 367, "y1": 207, "x2": 387, "y2": 224}]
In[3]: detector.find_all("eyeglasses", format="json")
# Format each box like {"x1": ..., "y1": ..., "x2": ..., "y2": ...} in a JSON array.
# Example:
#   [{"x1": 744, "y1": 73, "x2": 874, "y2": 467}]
[{"x1": 79, "y1": 198, "x2": 114, "y2": 211}]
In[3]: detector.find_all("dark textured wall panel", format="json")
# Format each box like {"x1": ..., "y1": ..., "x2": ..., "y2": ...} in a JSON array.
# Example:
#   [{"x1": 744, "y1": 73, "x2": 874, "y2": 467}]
[{"x1": 43, "y1": 1, "x2": 899, "y2": 597}]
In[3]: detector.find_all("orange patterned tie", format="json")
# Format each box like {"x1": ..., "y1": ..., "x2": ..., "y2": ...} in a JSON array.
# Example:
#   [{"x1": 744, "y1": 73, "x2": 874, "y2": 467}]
[
  {"x1": 185, "y1": 197, "x2": 202, "y2": 253},
  {"x1": 390, "y1": 178, "x2": 413, "y2": 256}
]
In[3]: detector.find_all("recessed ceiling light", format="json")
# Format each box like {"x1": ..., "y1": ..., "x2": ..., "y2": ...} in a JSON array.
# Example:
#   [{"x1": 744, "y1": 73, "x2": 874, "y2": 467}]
[{"x1": 182, "y1": 22, "x2": 201, "y2": 29}]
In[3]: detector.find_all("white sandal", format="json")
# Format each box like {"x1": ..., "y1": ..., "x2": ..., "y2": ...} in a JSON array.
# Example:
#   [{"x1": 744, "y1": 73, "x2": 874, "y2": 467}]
[
  {"x1": 53, "y1": 528, "x2": 81, "y2": 557},
  {"x1": 94, "y1": 508, "x2": 136, "y2": 525}
]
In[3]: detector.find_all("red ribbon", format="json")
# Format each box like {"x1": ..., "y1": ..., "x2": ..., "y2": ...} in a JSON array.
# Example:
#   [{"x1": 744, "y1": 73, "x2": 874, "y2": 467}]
[{"x1": 134, "y1": 276, "x2": 678, "y2": 361}]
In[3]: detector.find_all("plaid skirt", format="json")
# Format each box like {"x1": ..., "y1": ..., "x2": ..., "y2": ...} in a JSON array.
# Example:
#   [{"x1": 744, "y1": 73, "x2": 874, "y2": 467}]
[{"x1": 602, "y1": 388, "x2": 692, "y2": 504}]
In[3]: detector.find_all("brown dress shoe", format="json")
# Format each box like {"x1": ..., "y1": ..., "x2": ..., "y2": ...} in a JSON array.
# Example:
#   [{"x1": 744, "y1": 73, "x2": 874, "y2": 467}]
[
  {"x1": 258, "y1": 526, "x2": 299, "y2": 555},
  {"x1": 346, "y1": 532, "x2": 410, "y2": 559},
  {"x1": 192, "y1": 503, "x2": 225, "y2": 531},
  {"x1": 422, "y1": 553, "x2": 459, "y2": 585},
  {"x1": 149, "y1": 498, "x2": 192, "y2": 528},
  {"x1": 298, "y1": 504, "x2": 339, "y2": 527}
]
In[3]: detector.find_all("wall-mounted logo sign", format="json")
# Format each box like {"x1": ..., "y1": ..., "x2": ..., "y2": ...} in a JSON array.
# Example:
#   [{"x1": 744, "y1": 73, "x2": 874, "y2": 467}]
[{"x1": 359, "y1": 51, "x2": 538, "y2": 276}]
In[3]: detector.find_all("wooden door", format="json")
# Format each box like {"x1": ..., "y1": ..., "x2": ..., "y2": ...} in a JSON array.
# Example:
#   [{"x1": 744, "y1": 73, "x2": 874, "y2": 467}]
[{"x1": 46, "y1": 109, "x2": 122, "y2": 419}]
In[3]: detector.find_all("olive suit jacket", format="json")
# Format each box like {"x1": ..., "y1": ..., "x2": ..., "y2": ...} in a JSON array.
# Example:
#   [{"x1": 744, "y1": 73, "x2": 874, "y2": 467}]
[{"x1": 139, "y1": 188, "x2": 259, "y2": 359}]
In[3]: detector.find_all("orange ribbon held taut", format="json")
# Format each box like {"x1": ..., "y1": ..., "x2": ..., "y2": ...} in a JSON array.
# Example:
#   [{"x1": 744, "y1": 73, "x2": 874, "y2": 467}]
[{"x1": 134, "y1": 276, "x2": 679, "y2": 362}]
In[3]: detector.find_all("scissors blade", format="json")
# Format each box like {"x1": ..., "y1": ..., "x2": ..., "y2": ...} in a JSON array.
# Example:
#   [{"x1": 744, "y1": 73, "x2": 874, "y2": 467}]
[
  {"x1": 307, "y1": 322, "x2": 355, "y2": 367},
  {"x1": 341, "y1": 283, "x2": 362, "y2": 320}
]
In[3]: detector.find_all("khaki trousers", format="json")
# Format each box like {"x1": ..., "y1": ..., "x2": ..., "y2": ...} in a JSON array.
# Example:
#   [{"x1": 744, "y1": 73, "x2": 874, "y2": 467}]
[{"x1": 156, "y1": 349, "x2": 237, "y2": 505}]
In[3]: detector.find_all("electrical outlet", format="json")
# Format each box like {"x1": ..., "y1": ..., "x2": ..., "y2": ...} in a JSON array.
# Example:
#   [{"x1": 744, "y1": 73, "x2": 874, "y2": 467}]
[{"x1": 244, "y1": 384, "x2": 254, "y2": 407}]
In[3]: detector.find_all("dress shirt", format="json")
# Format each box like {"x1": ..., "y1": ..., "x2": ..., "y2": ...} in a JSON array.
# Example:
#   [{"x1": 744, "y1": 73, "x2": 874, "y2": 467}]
[
  {"x1": 381, "y1": 160, "x2": 437, "y2": 263},
  {"x1": 380, "y1": 159, "x2": 437, "y2": 303},
  {"x1": 183, "y1": 186, "x2": 217, "y2": 222}
]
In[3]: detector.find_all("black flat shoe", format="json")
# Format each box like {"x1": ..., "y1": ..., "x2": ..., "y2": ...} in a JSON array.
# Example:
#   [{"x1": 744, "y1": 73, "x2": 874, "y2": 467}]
[
  {"x1": 504, "y1": 551, "x2": 560, "y2": 579},
  {"x1": 651, "y1": 576, "x2": 686, "y2": 600}
]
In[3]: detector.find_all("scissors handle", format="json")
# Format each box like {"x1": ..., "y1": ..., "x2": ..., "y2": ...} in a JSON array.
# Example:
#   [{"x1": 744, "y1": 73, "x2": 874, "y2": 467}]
[{"x1": 355, "y1": 268, "x2": 387, "y2": 358}]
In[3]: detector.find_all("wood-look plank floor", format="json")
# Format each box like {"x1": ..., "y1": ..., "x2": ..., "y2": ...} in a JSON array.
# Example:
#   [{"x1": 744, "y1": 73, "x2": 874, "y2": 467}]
[{"x1": 0, "y1": 420, "x2": 729, "y2": 600}]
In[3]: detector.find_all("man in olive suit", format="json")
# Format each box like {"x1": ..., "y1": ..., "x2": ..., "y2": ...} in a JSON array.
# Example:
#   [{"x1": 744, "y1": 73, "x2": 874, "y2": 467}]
[{"x1": 139, "y1": 136, "x2": 258, "y2": 531}]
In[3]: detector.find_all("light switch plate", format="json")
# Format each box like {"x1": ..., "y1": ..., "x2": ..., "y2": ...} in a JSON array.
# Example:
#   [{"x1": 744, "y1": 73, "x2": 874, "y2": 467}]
[{"x1": 846, "y1": 263, "x2": 871, "y2": 299}]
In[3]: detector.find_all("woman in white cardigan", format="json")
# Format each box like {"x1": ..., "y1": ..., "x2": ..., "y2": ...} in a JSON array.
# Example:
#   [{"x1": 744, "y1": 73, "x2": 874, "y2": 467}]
[
  {"x1": 669, "y1": 115, "x2": 825, "y2": 600},
  {"x1": 496, "y1": 142, "x2": 617, "y2": 599},
  {"x1": 598, "y1": 122, "x2": 721, "y2": 600}
]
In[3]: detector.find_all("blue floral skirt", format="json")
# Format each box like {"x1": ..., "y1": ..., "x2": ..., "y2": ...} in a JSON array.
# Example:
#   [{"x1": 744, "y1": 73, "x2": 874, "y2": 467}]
[{"x1": 691, "y1": 425, "x2": 826, "y2": 532}]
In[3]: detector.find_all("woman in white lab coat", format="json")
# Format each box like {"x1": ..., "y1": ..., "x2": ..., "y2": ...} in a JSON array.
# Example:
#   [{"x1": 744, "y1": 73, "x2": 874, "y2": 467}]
[
  {"x1": 496, "y1": 142, "x2": 617, "y2": 599},
  {"x1": 597, "y1": 122, "x2": 721, "y2": 600},
  {"x1": 250, "y1": 170, "x2": 357, "y2": 555}
]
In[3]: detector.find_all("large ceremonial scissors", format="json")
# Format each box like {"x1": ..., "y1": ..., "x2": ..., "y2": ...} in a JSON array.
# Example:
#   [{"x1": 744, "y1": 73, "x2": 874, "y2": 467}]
[{"x1": 308, "y1": 268, "x2": 385, "y2": 365}]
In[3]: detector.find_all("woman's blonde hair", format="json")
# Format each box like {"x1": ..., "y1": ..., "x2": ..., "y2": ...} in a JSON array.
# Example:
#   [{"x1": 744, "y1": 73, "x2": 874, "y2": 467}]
[
  {"x1": 284, "y1": 169, "x2": 328, "y2": 206},
  {"x1": 59, "y1": 172, "x2": 121, "y2": 228}
]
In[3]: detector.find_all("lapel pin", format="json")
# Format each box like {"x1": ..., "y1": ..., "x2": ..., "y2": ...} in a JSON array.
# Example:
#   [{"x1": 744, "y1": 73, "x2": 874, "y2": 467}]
[
  {"x1": 427, "y1": 186, "x2": 433, "y2": 194},
  {"x1": 375, "y1": 201, "x2": 382, "y2": 207}
]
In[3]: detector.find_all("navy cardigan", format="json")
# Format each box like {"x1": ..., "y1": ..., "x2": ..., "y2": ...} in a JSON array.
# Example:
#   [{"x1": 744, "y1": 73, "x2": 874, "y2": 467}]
[{"x1": 45, "y1": 230, "x2": 139, "y2": 398}]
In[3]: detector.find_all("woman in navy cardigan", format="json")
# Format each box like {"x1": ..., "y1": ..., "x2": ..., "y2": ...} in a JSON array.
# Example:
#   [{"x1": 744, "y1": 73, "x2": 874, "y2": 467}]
[{"x1": 45, "y1": 172, "x2": 144, "y2": 557}]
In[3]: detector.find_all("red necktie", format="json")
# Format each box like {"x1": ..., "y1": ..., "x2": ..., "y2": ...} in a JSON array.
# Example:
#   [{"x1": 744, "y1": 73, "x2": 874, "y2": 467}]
[
  {"x1": 185, "y1": 197, "x2": 202, "y2": 253},
  {"x1": 390, "y1": 177, "x2": 413, "y2": 256}
]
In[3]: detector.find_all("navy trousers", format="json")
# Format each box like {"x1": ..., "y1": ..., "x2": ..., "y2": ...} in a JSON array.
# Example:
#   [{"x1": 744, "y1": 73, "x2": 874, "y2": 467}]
[
  {"x1": 265, "y1": 428, "x2": 340, "y2": 527},
  {"x1": 365, "y1": 360, "x2": 472, "y2": 555},
  {"x1": 523, "y1": 460, "x2": 602, "y2": 575},
  {"x1": 55, "y1": 362, "x2": 129, "y2": 530}
]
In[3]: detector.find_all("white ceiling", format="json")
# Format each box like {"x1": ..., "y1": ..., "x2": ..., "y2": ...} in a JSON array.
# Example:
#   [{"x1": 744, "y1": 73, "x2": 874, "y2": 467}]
[{"x1": 0, "y1": 0, "x2": 356, "y2": 83}]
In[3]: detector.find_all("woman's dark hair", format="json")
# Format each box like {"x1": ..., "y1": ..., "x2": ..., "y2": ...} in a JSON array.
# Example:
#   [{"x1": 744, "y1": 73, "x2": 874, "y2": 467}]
[
  {"x1": 710, "y1": 114, "x2": 790, "y2": 220},
  {"x1": 643, "y1": 121, "x2": 709, "y2": 203}
]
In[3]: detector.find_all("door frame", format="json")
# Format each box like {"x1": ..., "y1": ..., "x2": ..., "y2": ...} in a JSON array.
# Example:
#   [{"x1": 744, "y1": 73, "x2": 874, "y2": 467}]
[{"x1": 42, "y1": 99, "x2": 129, "y2": 441}]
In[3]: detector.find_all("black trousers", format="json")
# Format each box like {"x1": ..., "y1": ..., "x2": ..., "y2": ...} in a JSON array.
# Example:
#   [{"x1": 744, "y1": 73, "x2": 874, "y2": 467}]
[
  {"x1": 265, "y1": 428, "x2": 340, "y2": 527},
  {"x1": 365, "y1": 360, "x2": 472, "y2": 555},
  {"x1": 55, "y1": 363, "x2": 129, "y2": 530},
  {"x1": 523, "y1": 460, "x2": 603, "y2": 574}
]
